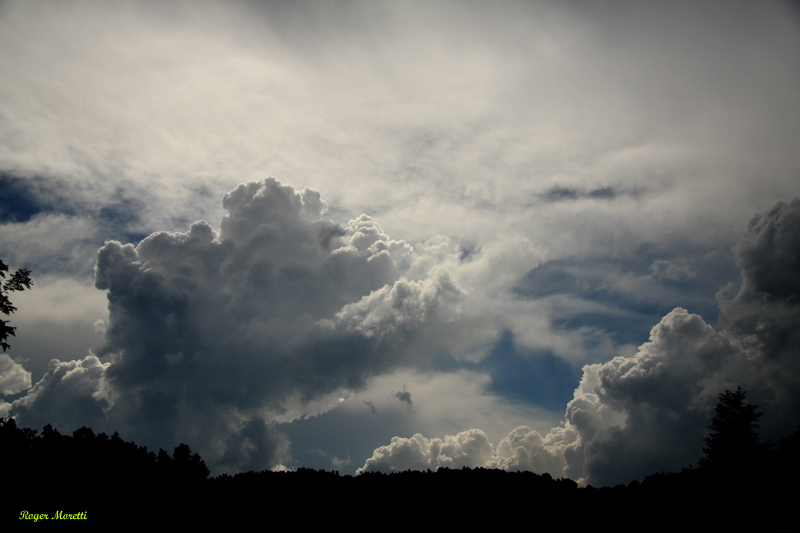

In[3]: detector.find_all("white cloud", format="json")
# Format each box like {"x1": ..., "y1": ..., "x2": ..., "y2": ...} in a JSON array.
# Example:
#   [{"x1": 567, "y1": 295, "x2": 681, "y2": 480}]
[
  {"x1": 490, "y1": 425, "x2": 569, "y2": 476},
  {"x1": 358, "y1": 429, "x2": 495, "y2": 474}
]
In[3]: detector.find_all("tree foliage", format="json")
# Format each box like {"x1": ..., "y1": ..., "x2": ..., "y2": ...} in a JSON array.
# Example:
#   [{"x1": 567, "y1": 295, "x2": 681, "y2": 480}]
[
  {"x1": 0, "y1": 259, "x2": 32, "y2": 351},
  {"x1": 700, "y1": 386, "x2": 763, "y2": 467}
]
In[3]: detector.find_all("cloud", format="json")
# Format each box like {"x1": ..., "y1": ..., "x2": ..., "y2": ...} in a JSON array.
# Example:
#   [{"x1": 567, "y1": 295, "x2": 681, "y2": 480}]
[
  {"x1": 216, "y1": 417, "x2": 292, "y2": 474},
  {"x1": 489, "y1": 425, "x2": 569, "y2": 476},
  {"x1": 12, "y1": 355, "x2": 111, "y2": 431},
  {"x1": 0, "y1": 353, "x2": 31, "y2": 395},
  {"x1": 7, "y1": 277, "x2": 108, "y2": 380},
  {"x1": 538, "y1": 185, "x2": 638, "y2": 204},
  {"x1": 11, "y1": 178, "x2": 494, "y2": 473},
  {"x1": 650, "y1": 258, "x2": 696, "y2": 282},
  {"x1": 2, "y1": 0, "x2": 797, "y2": 255},
  {"x1": 732, "y1": 198, "x2": 800, "y2": 303},
  {"x1": 1, "y1": 0, "x2": 798, "y2": 482},
  {"x1": 357, "y1": 428, "x2": 495, "y2": 474},
  {"x1": 716, "y1": 198, "x2": 800, "y2": 434},
  {"x1": 559, "y1": 308, "x2": 733, "y2": 485},
  {"x1": 331, "y1": 455, "x2": 351, "y2": 470},
  {"x1": 359, "y1": 199, "x2": 800, "y2": 486},
  {"x1": 0, "y1": 214, "x2": 99, "y2": 275},
  {"x1": 393, "y1": 386, "x2": 412, "y2": 410}
]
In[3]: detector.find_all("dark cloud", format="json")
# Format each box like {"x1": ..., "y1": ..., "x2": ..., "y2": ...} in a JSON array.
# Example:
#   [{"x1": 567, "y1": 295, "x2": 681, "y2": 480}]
[
  {"x1": 393, "y1": 386, "x2": 412, "y2": 410},
  {"x1": 586, "y1": 187, "x2": 617, "y2": 200},
  {"x1": 734, "y1": 198, "x2": 800, "y2": 303},
  {"x1": 11, "y1": 356, "x2": 111, "y2": 432},
  {"x1": 537, "y1": 185, "x2": 639, "y2": 204},
  {"x1": 12, "y1": 178, "x2": 482, "y2": 473},
  {"x1": 216, "y1": 417, "x2": 292, "y2": 473},
  {"x1": 540, "y1": 186, "x2": 580, "y2": 203}
]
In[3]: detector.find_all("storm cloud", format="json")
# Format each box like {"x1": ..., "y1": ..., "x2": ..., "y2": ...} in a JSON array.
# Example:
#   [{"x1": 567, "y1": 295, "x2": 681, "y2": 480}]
[{"x1": 12, "y1": 178, "x2": 491, "y2": 472}]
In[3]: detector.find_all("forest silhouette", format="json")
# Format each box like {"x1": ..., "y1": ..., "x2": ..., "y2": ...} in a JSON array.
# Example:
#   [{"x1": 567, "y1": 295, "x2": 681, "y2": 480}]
[{"x1": 4, "y1": 388, "x2": 798, "y2": 529}]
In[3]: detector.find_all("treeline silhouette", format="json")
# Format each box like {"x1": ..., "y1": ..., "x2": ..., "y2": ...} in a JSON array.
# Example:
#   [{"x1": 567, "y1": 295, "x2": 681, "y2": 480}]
[
  {"x1": 3, "y1": 417, "x2": 211, "y2": 524},
  {"x1": 3, "y1": 415, "x2": 798, "y2": 528}
]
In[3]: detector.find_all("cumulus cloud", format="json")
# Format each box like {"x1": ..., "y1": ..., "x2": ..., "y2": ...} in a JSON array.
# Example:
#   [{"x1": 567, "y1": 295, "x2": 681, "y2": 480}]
[
  {"x1": 358, "y1": 429, "x2": 495, "y2": 474},
  {"x1": 360, "y1": 199, "x2": 800, "y2": 486},
  {"x1": 11, "y1": 178, "x2": 494, "y2": 473},
  {"x1": 489, "y1": 425, "x2": 569, "y2": 475},
  {"x1": 12, "y1": 355, "x2": 111, "y2": 431},
  {"x1": 717, "y1": 198, "x2": 800, "y2": 434},
  {"x1": 731, "y1": 198, "x2": 800, "y2": 303}
]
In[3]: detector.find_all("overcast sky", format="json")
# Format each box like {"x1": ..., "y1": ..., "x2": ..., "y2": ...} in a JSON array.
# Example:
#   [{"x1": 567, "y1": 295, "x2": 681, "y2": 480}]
[{"x1": 1, "y1": 0, "x2": 799, "y2": 486}]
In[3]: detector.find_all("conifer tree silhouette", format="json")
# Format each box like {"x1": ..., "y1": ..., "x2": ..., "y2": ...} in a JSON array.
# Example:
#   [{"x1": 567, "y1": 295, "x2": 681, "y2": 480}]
[{"x1": 700, "y1": 386, "x2": 763, "y2": 467}]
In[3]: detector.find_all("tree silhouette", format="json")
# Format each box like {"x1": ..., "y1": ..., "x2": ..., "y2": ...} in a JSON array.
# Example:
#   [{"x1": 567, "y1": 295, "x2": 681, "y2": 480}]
[
  {"x1": 700, "y1": 386, "x2": 763, "y2": 467},
  {"x1": 1, "y1": 259, "x2": 33, "y2": 351},
  {"x1": 172, "y1": 443, "x2": 210, "y2": 482}
]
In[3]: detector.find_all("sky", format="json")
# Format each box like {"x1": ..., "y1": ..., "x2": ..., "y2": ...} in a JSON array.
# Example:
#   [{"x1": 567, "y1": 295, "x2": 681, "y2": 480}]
[{"x1": 1, "y1": 0, "x2": 799, "y2": 487}]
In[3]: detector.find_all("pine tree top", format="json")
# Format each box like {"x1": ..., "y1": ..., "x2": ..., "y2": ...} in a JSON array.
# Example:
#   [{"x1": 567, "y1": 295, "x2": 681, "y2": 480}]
[{"x1": 700, "y1": 386, "x2": 763, "y2": 467}]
